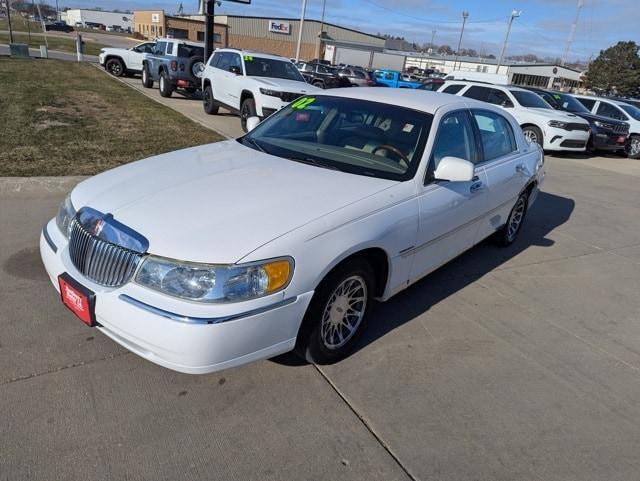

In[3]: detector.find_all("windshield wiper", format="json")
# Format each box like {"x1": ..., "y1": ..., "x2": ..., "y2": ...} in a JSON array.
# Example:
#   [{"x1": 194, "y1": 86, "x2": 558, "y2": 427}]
[
  {"x1": 243, "y1": 137, "x2": 266, "y2": 153},
  {"x1": 287, "y1": 156, "x2": 342, "y2": 172}
]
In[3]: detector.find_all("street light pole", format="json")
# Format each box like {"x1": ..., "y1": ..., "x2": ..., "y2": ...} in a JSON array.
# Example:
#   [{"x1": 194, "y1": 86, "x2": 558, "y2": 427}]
[
  {"x1": 314, "y1": 0, "x2": 327, "y2": 60},
  {"x1": 453, "y1": 11, "x2": 469, "y2": 71},
  {"x1": 5, "y1": 0, "x2": 14, "y2": 44},
  {"x1": 295, "y1": 0, "x2": 307, "y2": 62},
  {"x1": 429, "y1": 29, "x2": 436, "y2": 54},
  {"x1": 496, "y1": 10, "x2": 521, "y2": 73}
]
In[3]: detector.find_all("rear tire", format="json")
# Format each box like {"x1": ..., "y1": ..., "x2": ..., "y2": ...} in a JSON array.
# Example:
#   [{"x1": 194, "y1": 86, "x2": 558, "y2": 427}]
[
  {"x1": 312, "y1": 81, "x2": 325, "y2": 89},
  {"x1": 203, "y1": 85, "x2": 219, "y2": 114},
  {"x1": 626, "y1": 135, "x2": 640, "y2": 159},
  {"x1": 522, "y1": 125, "x2": 543, "y2": 148},
  {"x1": 159, "y1": 71, "x2": 173, "y2": 98},
  {"x1": 240, "y1": 97, "x2": 257, "y2": 133},
  {"x1": 295, "y1": 258, "x2": 375, "y2": 365},
  {"x1": 105, "y1": 58, "x2": 124, "y2": 77},
  {"x1": 141, "y1": 64, "x2": 153, "y2": 88},
  {"x1": 493, "y1": 191, "x2": 529, "y2": 246}
]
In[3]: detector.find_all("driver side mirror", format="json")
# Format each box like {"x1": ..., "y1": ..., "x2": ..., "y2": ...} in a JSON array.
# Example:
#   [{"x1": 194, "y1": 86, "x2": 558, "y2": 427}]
[
  {"x1": 246, "y1": 116, "x2": 260, "y2": 132},
  {"x1": 229, "y1": 65, "x2": 242, "y2": 75},
  {"x1": 433, "y1": 156, "x2": 475, "y2": 182}
]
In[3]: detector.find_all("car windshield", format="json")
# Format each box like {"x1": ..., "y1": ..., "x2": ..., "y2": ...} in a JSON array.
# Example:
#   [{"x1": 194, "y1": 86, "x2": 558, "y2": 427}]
[
  {"x1": 244, "y1": 57, "x2": 305, "y2": 81},
  {"x1": 550, "y1": 92, "x2": 590, "y2": 113},
  {"x1": 511, "y1": 90, "x2": 553, "y2": 109},
  {"x1": 619, "y1": 104, "x2": 640, "y2": 121},
  {"x1": 241, "y1": 96, "x2": 433, "y2": 181}
]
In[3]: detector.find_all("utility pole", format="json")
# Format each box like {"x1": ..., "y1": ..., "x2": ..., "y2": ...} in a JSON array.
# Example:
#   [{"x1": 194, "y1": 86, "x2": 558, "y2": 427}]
[
  {"x1": 453, "y1": 11, "x2": 469, "y2": 71},
  {"x1": 429, "y1": 29, "x2": 436, "y2": 54},
  {"x1": 562, "y1": 0, "x2": 584, "y2": 66},
  {"x1": 295, "y1": 0, "x2": 307, "y2": 62},
  {"x1": 314, "y1": 0, "x2": 327, "y2": 60},
  {"x1": 204, "y1": 0, "x2": 215, "y2": 62},
  {"x1": 496, "y1": 10, "x2": 521, "y2": 73},
  {"x1": 5, "y1": 0, "x2": 14, "y2": 44}
]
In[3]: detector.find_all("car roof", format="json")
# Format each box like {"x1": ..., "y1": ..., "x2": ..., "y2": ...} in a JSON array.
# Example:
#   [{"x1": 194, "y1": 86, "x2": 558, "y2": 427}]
[
  {"x1": 443, "y1": 80, "x2": 529, "y2": 92},
  {"x1": 572, "y1": 94, "x2": 631, "y2": 106},
  {"x1": 157, "y1": 37, "x2": 204, "y2": 47},
  {"x1": 215, "y1": 48, "x2": 290, "y2": 61},
  {"x1": 316, "y1": 88, "x2": 485, "y2": 114}
]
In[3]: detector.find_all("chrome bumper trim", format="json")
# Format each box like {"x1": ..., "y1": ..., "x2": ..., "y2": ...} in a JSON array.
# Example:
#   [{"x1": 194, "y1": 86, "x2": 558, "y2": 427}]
[
  {"x1": 43, "y1": 224, "x2": 58, "y2": 253},
  {"x1": 118, "y1": 294, "x2": 298, "y2": 325}
]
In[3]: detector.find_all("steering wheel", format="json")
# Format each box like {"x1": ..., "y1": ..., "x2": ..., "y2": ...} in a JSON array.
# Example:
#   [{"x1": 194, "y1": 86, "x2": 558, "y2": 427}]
[{"x1": 372, "y1": 144, "x2": 410, "y2": 168}]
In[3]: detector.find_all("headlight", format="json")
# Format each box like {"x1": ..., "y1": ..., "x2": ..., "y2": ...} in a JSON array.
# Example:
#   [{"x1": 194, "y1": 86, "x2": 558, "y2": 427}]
[
  {"x1": 548, "y1": 120, "x2": 568, "y2": 129},
  {"x1": 55, "y1": 194, "x2": 76, "y2": 238},
  {"x1": 260, "y1": 88, "x2": 281, "y2": 97},
  {"x1": 594, "y1": 120, "x2": 611, "y2": 129},
  {"x1": 135, "y1": 256, "x2": 293, "y2": 303}
]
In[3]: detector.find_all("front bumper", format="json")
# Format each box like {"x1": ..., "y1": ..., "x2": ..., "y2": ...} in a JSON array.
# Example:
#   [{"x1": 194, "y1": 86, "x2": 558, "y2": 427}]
[
  {"x1": 98, "y1": 53, "x2": 105, "y2": 65},
  {"x1": 256, "y1": 95, "x2": 290, "y2": 118},
  {"x1": 40, "y1": 219, "x2": 313, "y2": 374},
  {"x1": 590, "y1": 131, "x2": 628, "y2": 151},
  {"x1": 543, "y1": 126, "x2": 590, "y2": 152}
]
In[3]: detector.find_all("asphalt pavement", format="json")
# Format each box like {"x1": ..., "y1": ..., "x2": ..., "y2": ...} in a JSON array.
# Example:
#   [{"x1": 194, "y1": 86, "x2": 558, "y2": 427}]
[{"x1": 3, "y1": 151, "x2": 640, "y2": 480}]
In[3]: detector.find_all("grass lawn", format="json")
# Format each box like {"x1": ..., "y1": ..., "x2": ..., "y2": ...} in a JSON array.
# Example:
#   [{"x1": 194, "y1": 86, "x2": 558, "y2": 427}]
[
  {"x1": 0, "y1": 32, "x2": 107, "y2": 56},
  {"x1": 0, "y1": 17, "x2": 43, "y2": 33},
  {"x1": 0, "y1": 58, "x2": 222, "y2": 176}
]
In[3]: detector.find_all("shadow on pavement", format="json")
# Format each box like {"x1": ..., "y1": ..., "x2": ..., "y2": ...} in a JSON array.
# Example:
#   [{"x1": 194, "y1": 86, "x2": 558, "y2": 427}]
[{"x1": 272, "y1": 190, "x2": 574, "y2": 366}]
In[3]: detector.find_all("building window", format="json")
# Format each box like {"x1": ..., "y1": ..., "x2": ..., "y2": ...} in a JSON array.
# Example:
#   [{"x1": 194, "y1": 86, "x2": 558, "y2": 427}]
[
  {"x1": 197, "y1": 31, "x2": 221, "y2": 43},
  {"x1": 158, "y1": 26, "x2": 162, "y2": 36},
  {"x1": 511, "y1": 73, "x2": 550, "y2": 88},
  {"x1": 167, "y1": 28, "x2": 189, "y2": 39}
]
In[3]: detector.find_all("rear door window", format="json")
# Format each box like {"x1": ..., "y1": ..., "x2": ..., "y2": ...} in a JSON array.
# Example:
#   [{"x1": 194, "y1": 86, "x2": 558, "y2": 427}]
[
  {"x1": 442, "y1": 84, "x2": 464, "y2": 94},
  {"x1": 463, "y1": 86, "x2": 491, "y2": 102},
  {"x1": 472, "y1": 110, "x2": 517, "y2": 161}
]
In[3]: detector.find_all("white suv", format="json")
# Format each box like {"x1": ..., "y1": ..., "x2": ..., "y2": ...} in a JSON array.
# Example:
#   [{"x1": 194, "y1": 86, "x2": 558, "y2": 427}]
[
  {"x1": 98, "y1": 41, "x2": 156, "y2": 77},
  {"x1": 573, "y1": 95, "x2": 640, "y2": 158},
  {"x1": 438, "y1": 81, "x2": 591, "y2": 152},
  {"x1": 202, "y1": 49, "x2": 320, "y2": 132}
]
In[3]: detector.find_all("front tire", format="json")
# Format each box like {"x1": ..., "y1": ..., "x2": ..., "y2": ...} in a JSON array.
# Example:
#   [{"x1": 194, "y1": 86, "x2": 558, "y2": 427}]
[
  {"x1": 240, "y1": 97, "x2": 257, "y2": 133},
  {"x1": 141, "y1": 64, "x2": 153, "y2": 88},
  {"x1": 159, "y1": 71, "x2": 173, "y2": 98},
  {"x1": 203, "y1": 85, "x2": 219, "y2": 114},
  {"x1": 295, "y1": 258, "x2": 375, "y2": 365},
  {"x1": 522, "y1": 125, "x2": 543, "y2": 148},
  {"x1": 626, "y1": 134, "x2": 640, "y2": 159},
  {"x1": 105, "y1": 58, "x2": 124, "y2": 77},
  {"x1": 312, "y1": 80, "x2": 325, "y2": 89},
  {"x1": 494, "y1": 191, "x2": 529, "y2": 246}
]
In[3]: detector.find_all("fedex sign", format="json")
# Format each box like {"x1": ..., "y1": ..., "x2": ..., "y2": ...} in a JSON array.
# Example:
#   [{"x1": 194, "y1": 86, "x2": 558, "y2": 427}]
[{"x1": 269, "y1": 21, "x2": 291, "y2": 35}]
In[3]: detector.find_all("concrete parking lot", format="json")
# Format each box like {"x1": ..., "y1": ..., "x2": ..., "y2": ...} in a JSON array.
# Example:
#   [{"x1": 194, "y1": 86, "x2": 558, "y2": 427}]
[{"x1": 3, "y1": 149, "x2": 640, "y2": 480}]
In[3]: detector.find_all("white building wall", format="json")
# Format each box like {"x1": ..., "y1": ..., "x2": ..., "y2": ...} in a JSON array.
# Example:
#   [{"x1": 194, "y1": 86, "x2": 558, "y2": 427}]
[{"x1": 62, "y1": 9, "x2": 133, "y2": 29}]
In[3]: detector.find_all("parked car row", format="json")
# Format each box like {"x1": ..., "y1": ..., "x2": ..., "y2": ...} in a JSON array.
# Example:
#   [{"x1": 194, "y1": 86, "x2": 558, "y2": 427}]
[{"x1": 435, "y1": 80, "x2": 640, "y2": 157}]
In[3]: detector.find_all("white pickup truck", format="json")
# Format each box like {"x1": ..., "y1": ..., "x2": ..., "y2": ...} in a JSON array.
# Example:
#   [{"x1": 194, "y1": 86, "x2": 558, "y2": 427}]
[
  {"x1": 201, "y1": 49, "x2": 320, "y2": 132},
  {"x1": 98, "y1": 41, "x2": 156, "y2": 77}
]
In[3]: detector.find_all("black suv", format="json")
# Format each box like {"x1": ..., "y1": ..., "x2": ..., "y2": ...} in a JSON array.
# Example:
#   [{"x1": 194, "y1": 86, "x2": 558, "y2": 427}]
[
  {"x1": 524, "y1": 87, "x2": 629, "y2": 152},
  {"x1": 296, "y1": 62, "x2": 351, "y2": 89},
  {"x1": 45, "y1": 21, "x2": 74, "y2": 33}
]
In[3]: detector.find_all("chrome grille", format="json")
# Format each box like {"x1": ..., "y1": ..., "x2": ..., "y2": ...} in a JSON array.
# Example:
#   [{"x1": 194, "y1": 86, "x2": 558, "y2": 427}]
[{"x1": 69, "y1": 219, "x2": 144, "y2": 287}]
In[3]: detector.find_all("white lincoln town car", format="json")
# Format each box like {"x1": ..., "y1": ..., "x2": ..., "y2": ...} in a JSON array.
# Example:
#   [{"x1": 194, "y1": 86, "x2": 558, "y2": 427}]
[{"x1": 41, "y1": 89, "x2": 545, "y2": 374}]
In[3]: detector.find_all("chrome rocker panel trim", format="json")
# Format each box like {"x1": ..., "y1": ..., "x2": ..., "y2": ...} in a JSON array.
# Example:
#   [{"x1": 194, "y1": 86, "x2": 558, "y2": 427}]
[{"x1": 119, "y1": 294, "x2": 298, "y2": 325}]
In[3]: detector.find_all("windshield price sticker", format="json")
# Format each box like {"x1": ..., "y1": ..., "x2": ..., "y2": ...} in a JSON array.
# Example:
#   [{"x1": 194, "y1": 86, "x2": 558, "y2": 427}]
[
  {"x1": 292, "y1": 97, "x2": 316, "y2": 110},
  {"x1": 243, "y1": 55, "x2": 254, "y2": 61}
]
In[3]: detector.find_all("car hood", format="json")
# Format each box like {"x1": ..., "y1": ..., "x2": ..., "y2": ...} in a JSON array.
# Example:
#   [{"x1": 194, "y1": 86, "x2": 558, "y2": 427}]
[
  {"x1": 251, "y1": 77, "x2": 319, "y2": 93},
  {"x1": 70, "y1": 140, "x2": 395, "y2": 264},
  {"x1": 568, "y1": 111, "x2": 628, "y2": 126},
  {"x1": 528, "y1": 108, "x2": 588, "y2": 123}
]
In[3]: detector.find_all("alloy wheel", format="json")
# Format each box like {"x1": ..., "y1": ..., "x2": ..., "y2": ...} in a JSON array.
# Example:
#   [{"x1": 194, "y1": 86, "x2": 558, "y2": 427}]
[
  {"x1": 192, "y1": 62, "x2": 205, "y2": 79},
  {"x1": 629, "y1": 138, "x2": 640, "y2": 157},
  {"x1": 523, "y1": 129, "x2": 538, "y2": 144},
  {"x1": 320, "y1": 275, "x2": 367, "y2": 350},
  {"x1": 108, "y1": 62, "x2": 122, "y2": 76},
  {"x1": 507, "y1": 197, "x2": 526, "y2": 241}
]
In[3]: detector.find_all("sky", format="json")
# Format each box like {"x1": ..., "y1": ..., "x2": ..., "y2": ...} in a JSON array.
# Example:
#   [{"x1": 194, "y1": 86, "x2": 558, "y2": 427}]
[{"x1": 62, "y1": 0, "x2": 640, "y2": 62}]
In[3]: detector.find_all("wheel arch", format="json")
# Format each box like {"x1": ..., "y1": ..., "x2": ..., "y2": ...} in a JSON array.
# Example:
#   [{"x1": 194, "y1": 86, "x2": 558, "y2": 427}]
[
  {"x1": 240, "y1": 89, "x2": 254, "y2": 105},
  {"x1": 104, "y1": 54, "x2": 124, "y2": 65},
  {"x1": 314, "y1": 246, "x2": 391, "y2": 299}
]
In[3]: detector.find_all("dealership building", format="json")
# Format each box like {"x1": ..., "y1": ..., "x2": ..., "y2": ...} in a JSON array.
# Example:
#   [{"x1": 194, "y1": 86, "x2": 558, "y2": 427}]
[{"x1": 133, "y1": 12, "x2": 384, "y2": 59}]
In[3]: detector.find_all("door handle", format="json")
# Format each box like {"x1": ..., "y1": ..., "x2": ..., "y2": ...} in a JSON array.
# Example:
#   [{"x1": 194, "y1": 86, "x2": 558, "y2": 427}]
[{"x1": 470, "y1": 181, "x2": 483, "y2": 194}]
